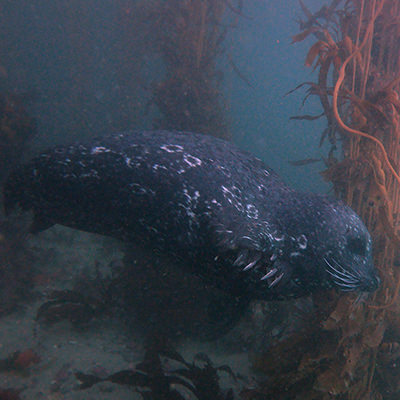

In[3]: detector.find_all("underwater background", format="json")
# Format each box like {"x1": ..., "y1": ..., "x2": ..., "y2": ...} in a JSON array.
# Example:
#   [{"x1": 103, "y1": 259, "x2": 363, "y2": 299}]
[
  {"x1": 2, "y1": 0, "x2": 398, "y2": 399},
  {"x1": 0, "y1": 0, "x2": 326, "y2": 192}
]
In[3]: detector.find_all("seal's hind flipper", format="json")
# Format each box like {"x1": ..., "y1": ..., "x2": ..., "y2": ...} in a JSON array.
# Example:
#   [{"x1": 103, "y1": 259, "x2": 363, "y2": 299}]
[{"x1": 30, "y1": 210, "x2": 53, "y2": 233}]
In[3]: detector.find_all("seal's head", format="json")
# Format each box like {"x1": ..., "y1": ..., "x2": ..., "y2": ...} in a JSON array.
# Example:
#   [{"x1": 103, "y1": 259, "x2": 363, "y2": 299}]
[
  {"x1": 218, "y1": 191, "x2": 379, "y2": 300},
  {"x1": 280, "y1": 193, "x2": 380, "y2": 295}
]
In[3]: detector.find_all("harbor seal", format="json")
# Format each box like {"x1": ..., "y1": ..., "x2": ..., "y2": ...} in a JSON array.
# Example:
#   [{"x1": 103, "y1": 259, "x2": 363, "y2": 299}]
[{"x1": 3, "y1": 130, "x2": 379, "y2": 300}]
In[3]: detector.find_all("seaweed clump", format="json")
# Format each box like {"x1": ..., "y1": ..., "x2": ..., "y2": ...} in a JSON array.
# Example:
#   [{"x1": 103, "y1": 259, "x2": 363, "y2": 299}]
[
  {"x1": 75, "y1": 339, "x2": 243, "y2": 400},
  {"x1": 0, "y1": 211, "x2": 35, "y2": 316},
  {"x1": 248, "y1": 1, "x2": 400, "y2": 399},
  {"x1": 130, "y1": 0, "x2": 244, "y2": 138},
  {"x1": 0, "y1": 69, "x2": 37, "y2": 315}
]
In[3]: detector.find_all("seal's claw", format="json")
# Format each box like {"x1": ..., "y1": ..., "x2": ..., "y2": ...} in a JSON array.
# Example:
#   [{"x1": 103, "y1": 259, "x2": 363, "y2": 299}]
[
  {"x1": 243, "y1": 259, "x2": 258, "y2": 271},
  {"x1": 233, "y1": 250, "x2": 249, "y2": 267},
  {"x1": 261, "y1": 268, "x2": 277, "y2": 281},
  {"x1": 242, "y1": 254, "x2": 261, "y2": 271},
  {"x1": 268, "y1": 272, "x2": 284, "y2": 288}
]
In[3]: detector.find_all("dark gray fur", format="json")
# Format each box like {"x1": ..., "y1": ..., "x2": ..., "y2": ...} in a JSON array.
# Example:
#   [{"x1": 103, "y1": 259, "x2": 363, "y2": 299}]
[{"x1": 3, "y1": 130, "x2": 380, "y2": 300}]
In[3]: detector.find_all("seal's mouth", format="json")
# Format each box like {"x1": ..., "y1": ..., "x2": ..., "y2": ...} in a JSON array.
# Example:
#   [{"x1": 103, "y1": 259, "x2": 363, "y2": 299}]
[{"x1": 323, "y1": 257, "x2": 380, "y2": 292}]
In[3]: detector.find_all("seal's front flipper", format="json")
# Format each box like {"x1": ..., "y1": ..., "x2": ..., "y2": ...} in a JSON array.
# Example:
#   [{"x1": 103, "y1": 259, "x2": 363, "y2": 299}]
[{"x1": 205, "y1": 293, "x2": 250, "y2": 338}]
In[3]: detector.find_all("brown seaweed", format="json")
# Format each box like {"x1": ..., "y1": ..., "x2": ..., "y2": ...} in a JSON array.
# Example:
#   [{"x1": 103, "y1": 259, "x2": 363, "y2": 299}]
[
  {"x1": 75, "y1": 341, "x2": 241, "y2": 399},
  {"x1": 251, "y1": 0, "x2": 400, "y2": 398},
  {"x1": 0, "y1": 89, "x2": 36, "y2": 183},
  {"x1": 0, "y1": 348, "x2": 40, "y2": 375},
  {"x1": 0, "y1": 388, "x2": 23, "y2": 400},
  {"x1": 0, "y1": 213, "x2": 35, "y2": 316},
  {"x1": 129, "y1": 0, "x2": 243, "y2": 138}
]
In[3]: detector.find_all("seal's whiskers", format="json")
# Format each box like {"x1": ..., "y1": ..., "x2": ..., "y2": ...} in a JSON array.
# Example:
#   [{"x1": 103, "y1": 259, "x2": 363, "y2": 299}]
[
  {"x1": 331, "y1": 257, "x2": 362, "y2": 280},
  {"x1": 324, "y1": 257, "x2": 360, "y2": 290}
]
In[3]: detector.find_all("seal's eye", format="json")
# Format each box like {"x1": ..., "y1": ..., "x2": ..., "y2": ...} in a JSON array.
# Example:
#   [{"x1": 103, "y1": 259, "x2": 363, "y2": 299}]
[{"x1": 347, "y1": 236, "x2": 366, "y2": 256}]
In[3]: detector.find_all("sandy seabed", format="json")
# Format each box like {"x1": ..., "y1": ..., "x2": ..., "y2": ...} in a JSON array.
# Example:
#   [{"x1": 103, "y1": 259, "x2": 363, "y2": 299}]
[{"x1": 0, "y1": 225, "x2": 255, "y2": 399}]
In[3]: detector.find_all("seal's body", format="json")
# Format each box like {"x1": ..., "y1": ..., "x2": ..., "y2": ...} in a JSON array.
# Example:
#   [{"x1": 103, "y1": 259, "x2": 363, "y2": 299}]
[{"x1": 4, "y1": 130, "x2": 379, "y2": 299}]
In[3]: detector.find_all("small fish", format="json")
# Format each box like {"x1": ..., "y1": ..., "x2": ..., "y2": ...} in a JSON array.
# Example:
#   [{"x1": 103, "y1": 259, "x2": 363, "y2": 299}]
[{"x1": 289, "y1": 158, "x2": 321, "y2": 166}]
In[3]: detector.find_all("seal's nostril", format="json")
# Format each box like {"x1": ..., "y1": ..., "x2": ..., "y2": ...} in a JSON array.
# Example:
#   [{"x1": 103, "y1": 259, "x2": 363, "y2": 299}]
[
  {"x1": 373, "y1": 274, "x2": 381, "y2": 290},
  {"x1": 364, "y1": 274, "x2": 380, "y2": 292}
]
